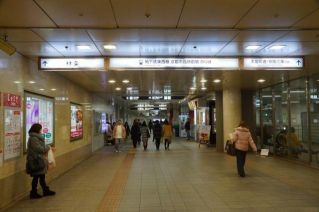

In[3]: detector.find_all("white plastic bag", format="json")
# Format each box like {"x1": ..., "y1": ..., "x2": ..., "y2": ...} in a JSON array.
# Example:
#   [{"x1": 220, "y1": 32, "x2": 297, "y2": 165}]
[{"x1": 48, "y1": 148, "x2": 56, "y2": 168}]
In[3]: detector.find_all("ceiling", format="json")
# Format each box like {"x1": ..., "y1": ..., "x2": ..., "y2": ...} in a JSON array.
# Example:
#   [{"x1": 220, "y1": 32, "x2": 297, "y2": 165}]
[{"x1": 1, "y1": 0, "x2": 319, "y2": 95}]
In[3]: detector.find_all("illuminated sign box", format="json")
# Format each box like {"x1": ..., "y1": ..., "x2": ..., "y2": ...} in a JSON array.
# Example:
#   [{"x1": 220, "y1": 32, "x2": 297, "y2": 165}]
[
  {"x1": 39, "y1": 58, "x2": 105, "y2": 70},
  {"x1": 243, "y1": 57, "x2": 304, "y2": 70},
  {"x1": 109, "y1": 58, "x2": 239, "y2": 70}
]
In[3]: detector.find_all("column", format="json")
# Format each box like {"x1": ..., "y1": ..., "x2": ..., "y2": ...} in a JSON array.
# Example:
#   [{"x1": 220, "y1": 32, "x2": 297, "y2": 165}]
[{"x1": 223, "y1": 88, "x2": 242, "y2": 149}]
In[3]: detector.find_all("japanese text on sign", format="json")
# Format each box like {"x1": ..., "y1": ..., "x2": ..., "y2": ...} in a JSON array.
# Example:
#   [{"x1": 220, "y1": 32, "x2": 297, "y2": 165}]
[
  {"x1": 244, "y1": 58, "x2": 303, "y2": 69},
  {"x1": 4, "y1": 93, "x2": 21, "y2": 108}
]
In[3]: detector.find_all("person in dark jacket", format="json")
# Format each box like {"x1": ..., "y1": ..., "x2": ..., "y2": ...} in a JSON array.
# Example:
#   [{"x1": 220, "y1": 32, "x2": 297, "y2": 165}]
[
  {"x1": 185, "y1": 119, "x2": 191, "y2": 140},
  {"x1": 140, "y1": 121, "x2": 150, "y2": 150},
  {"x1": 130, "y1": 119, "x2": 141, "y2": 148},
  {"x1": 26, "y1": 123, "x2": 56, "y2": 199},
  {"x1": 148, "y1": 120, "x2": 153, "y2": 134},
  {"x1": 124, "y1": 121, "x2": 130, "y2": 138},
  {"x1": 153, "y1": 120, "x2": 163, "y2": 150}
]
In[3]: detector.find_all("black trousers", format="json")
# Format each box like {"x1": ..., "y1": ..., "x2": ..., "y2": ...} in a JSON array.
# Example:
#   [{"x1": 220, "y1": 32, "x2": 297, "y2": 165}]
[
  {"x1": 132, "y1": 139, "x2": 138, "y2": 148},
  {"x1": 164, "y1": 139, "x2": 170, "y2": 150},
  {"x1": 32, "y1": 174, "x2": 47, "y2": 192},
  {"x1": 235, "y1": 149, "x2": 247, "y2": 177},
  {"x1": 155, "y1": 138, "x2": 161, "y2": 150}
]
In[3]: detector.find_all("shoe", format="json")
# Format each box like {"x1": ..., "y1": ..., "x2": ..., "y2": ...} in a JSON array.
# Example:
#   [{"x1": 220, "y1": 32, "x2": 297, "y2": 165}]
[
  {"x1": 30, "y1": 191, "x2": 42, "y2": 199},
  {"x1": 43, "y1": 188, "x2": 56, "y2": 196}
]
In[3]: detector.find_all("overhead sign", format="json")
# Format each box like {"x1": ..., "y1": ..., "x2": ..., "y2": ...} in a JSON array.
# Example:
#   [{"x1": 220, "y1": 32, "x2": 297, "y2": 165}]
[
  {"x1": 243, "y1": 58, "x2": 304, "y2": 69},
  {"x1": 39, "y1": 58, "x2": 105, "y2": 70},
  {"x1": 109, "y1": 58, "x2": 239, "y2": 69}
]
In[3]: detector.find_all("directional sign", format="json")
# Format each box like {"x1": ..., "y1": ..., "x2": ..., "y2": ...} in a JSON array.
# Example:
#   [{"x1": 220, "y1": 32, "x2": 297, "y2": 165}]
[
  {"x1": 39, "y1": 58, "x2": 105, "y2": 70},
  {"x1": 243, "y1": 57, "x2": 304, "y2": 70},
  {"x1": 109, "y1": 58, "x2": 239, "y2": 70}
]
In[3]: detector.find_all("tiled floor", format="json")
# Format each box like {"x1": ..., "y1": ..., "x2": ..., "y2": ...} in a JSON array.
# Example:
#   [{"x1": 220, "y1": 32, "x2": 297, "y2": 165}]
[{"x1": 6, "y1": 138, "x2": 319, "y2": 212}]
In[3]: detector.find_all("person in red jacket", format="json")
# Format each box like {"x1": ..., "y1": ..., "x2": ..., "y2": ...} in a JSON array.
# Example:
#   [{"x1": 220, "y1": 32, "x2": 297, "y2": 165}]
[{"x1": 232, "y1": 121, "x2": 257, "y2": 177}]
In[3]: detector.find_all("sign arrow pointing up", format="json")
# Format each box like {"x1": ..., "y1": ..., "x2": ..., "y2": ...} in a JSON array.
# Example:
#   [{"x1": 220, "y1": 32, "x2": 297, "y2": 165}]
[{"x1": 42, "y1": 61, "x2": 47, "y2": 66}]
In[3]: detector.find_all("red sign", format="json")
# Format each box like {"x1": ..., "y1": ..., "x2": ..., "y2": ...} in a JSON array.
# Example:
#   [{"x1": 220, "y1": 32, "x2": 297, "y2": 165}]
[{"x1": 3, "y1": 93, "x2": 21, "y2": 108}]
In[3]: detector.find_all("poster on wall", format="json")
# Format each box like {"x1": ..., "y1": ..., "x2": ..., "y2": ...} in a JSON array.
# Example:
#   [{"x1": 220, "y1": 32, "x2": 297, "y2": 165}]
[
  {"x1": 70, "y1": 104, "x2": 83, "y2": 140},
  {"x1": 25, "y1": 93, "x2": 54, "y2": 148},
  {"x1": 101, "y1": 113, "x2": 107, "y2": 133},
  {"x1": 198, "y1": 125, "x2": 211, "y2": 142},
  {"x1": 4, "y1": 109, "x2": 22, "y2": 160}
]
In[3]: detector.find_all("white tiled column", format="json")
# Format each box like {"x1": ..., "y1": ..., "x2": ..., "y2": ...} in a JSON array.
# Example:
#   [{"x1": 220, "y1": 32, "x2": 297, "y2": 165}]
[{"x1": 223, "y1": 88, "x2": 242, "y2": 149}]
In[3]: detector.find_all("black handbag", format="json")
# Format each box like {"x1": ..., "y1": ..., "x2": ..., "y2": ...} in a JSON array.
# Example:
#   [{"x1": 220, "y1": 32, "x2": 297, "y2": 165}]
[
  {"x1": 26, "y1": 155, "x2": 45, "y2": 174},
  {"x1": 225, "y1": 140, "x2": 236, "y2": 156}
]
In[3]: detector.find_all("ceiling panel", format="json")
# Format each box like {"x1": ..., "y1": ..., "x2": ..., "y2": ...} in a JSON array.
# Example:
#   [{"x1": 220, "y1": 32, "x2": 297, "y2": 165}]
[
  {"x1": 180, "y1": 42, "x2": 228, "y2": 56},
  {"x1": 237, "y1": 0, "x2": 319, "y2": 28},
  {"x1": 291, "y1": 42, "x2": 319, "y2": 55},
  {"x1": 258, "y1": 42, "x2": 302, "y2": 56},
  {"x1": 10, "y1": 42, "x2": 62, "y2": 57},
  {"x1": 140, "y1": 42, "x2": 184, "y2": 56},
  {"x1": 0, "y1": 29, "x2": 43, "y2": 42},
  {"x1": 216, "y1": 42, "x2": 270, "y2": 56},
  {"x1": 32, "y1": 29, "x2": 92, "y2": 42},
  {"x1": 0, "y1": 0, "x2": 55, "y2": 27},
  {"x1": 95, "y1": 42, "x2": 141, "y2": 56},
  {"x1": 187, "y1": 30, "x2": 238, "y2": 42},
  {"x1": 49, "y1": 42, "x2": 101, "y2": 56},
  {"x1": 88, "y1": 29, "x2": 140, "y2": 42},
  {"x1": 111, "y1": 0, "x2": 184, "y2": 27},
  {"x1": 234, "y1": 30, "x2": 289, "y2": 42},
  {"x1": 279, "y1": 30, "x2": 319, "y2": 42},
  {"x1": 294, "y1": 9, "x2": 319, "y2": 28},
  {"x1": 35, "y1": 0, "x2": 116, "y2": 27},
  {"x1": 139, "y1": 29, "x2": 189, "y2": 42},
  {"x1": 179, "y1": 0, "x2": 257, "y2": 28}
]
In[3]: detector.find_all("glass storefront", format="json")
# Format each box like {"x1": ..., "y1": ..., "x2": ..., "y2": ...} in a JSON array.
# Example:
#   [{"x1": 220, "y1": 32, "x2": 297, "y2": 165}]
[{"x1": 256, "y1": 76, "x2": 319, "y2": 167}]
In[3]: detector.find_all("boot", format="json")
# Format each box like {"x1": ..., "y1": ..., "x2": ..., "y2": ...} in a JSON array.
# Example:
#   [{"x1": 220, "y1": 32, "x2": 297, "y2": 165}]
[
  {"x1": 43, "y1": 187, "x2": 56, "y2": 196},
  {"x1": 30, "y1": 190, "x2": 42, "y2": 199}
]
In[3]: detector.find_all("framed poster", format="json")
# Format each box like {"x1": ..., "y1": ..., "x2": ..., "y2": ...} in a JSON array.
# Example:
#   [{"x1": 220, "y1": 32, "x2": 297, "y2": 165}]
[
  {"x1": 70, "y1": 104, "x2": 83, "y2": 141},
  {"x1": 101, "y1": 113, "x2": 107, "y2": 133},
  {"x1": 4, "y1": 109, "x2": 22, "y2": 160},
  {"x1": 25, "y1": 92, "x2": 54, "y2": 149}
]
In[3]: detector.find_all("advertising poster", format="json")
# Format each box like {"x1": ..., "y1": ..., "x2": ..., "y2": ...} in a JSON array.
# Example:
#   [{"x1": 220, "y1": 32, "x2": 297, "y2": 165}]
[
  {"x1": 198, "y1": 125, "x2": 211, "y2": 142},
  {"x1": 4, "y1": 109, "x2": 22, "y2": 160},
  {"x1": 4, "y1": 93, "x2": 21, "y2": 108},
  {"x1": 26, "y1": 94, "x2": 54, "y2": 148},
  {"x1": 101, "y1": 113, "x2": 107, "y2": 133},
  {"x1": 70, "y1": 104, "x2": 83, "y2": 140}
]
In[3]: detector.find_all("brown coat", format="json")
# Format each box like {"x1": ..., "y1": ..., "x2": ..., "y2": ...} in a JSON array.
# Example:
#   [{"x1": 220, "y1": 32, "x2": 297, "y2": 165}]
[{"x1": 232, "y1": 127, "x2": 257, "y2": 152}]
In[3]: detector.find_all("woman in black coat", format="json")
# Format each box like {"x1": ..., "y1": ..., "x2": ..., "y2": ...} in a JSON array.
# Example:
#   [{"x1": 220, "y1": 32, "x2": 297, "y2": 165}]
[
  {"x1": 130, "y1": 119, "x2": 141, "y2": 148},
  {"x1": 26, "y1": 123, "x2": 56, "y2": 199}
]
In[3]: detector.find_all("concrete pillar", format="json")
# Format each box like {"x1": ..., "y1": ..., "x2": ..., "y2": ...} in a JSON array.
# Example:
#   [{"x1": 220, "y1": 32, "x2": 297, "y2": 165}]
[
  {"x1": 216, "y1": 91, "x2": 224, "y2": 152},
  {"x1": 223, "y1": 88, "x2": 242, "y2": 149}
]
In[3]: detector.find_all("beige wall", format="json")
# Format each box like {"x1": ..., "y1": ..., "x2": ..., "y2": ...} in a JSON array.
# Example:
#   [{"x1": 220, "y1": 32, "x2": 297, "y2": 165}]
[{"x1": 0, "y1": 52, "x2": 96, "y2": 209}]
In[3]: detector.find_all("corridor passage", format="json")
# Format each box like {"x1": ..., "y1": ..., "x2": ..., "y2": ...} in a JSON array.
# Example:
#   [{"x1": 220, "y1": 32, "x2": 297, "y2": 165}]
[{"x1": 6, "y1": 139, "x2": 319, "y2": 212}]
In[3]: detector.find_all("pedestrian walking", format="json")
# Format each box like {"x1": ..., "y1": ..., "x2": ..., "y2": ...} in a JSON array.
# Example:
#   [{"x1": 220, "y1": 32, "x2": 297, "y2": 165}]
[
  {"x1": 163, "y1": 120, "x2": 173, "y2": 150},
  {"x1": 231, "y1": 121, "x2": 257, "y2": 177},
  {"x1": 131, "y1": 119, "x2": 140, "y2": 148},
  {"x1": 153, "y1": 120, "x2": 162, "y2": 150},
  {"x1": 112, "y1": 120, "x2": 126, "y2": 152},
  {"x1": 141, "y1": 121, "x2": 150, "y2": 150}
]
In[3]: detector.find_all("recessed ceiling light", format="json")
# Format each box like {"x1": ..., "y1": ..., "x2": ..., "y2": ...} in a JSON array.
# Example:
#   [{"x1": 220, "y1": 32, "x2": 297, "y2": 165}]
[
  {"x1": 127, "y1": 87, "x2": 133, "y2": 90},
  {"x1": 269, "y1": 45, "x2": 286, "y2": 50},
  {"x1": 28, "y1": 81, "x2": 36, "y2": 84},
  {"x1": 200, "y1": 79, "x2": 207, "y2": 83},
  {"x1": 122, "y1": 79, "x2": 130, "y2": 84},
  {"x1": 108, "y1": 80, "x2": 116, "y2": 84},
  {"x1": 246, "y1": 45, "x2": 261, "y2": 50},
  {"x1": 190, "y1": 87, "x2": 196, "y2": 90},
  {"x1": 103, "y1": 45, "x2": 117, "y2": 50},
  {"x1": 257, "y1": 79, "x2": 266, "y2": 83},
  {"x1": 201, "y1": 87, "x2": 207, "y2": 90},
  {"x1": 13, "y1": 81, "x2": 21, "y2": 84},
  {"x1": 76, "y1": 45, "x2": 91, "y2": 50},
  {"x1": 39, "y1": 88, "x2": 45, "y2": 91},
  {"x1": 115, "y1": 87, "x2": 121, "y2": 91},
  {"x1": 213, "y1": 79, "x2": 221, "y2": 83},
  {"x1": 51, "y1": 88, "x2": 57, "y2": 91}
]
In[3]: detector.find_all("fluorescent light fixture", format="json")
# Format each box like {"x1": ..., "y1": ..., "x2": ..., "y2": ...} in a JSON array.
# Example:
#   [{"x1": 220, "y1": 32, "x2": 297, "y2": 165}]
[
  {"x1": 108, "y1": 80, "x2": 116, "y2": 84},
  {"x1": 0, "y1": 37, "x2": 16, "y2": 55},
  {"x1": 115, "y1": 87, "x2": 121, "y2": 91},
  {"x1": 13, "y1": 81, "x2": 21, "y2": 84},
  {"x1": 122, "y1": 79, "x2": 130, "y2": 84},
  {"x1": 201, "y1": 87, "x2": 207, "y2": 90},
  {"x1": 103, "y1": 45, "x2": 117, "y2": 50},
  {"x1": 76, "y1": 45, "x2": 91, "y2": 50},
  {"x1": 269, "y1": 45, "x2": 286, "y2": 50},
  {"x1": 213, "y1": 79, "x2": 221, "y2": 83},
  {"x1": 200, "y1": 79, "x2": 207, "y2": 83},
  {"x1": 246, "y1": 45, "x2": 261, "y2": 50},
  {"x1": 51, "y1": 88, "x2": 56, "y2": 91},
  {"x1": 28, "y1": 81, "x2": 36, "y2": 84},
  {"x1": 257, "y1": 79, "x2": 266, "y2": 83},
  {"x1": 127, "y1": 87, "x2": 133, "y2": 90},
  {"x1": 39, "y1": 88, "x2": 45, "y2": 91},
  {"x1": 190, "y1": 87, "x2": 196, "y2": 90}
]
